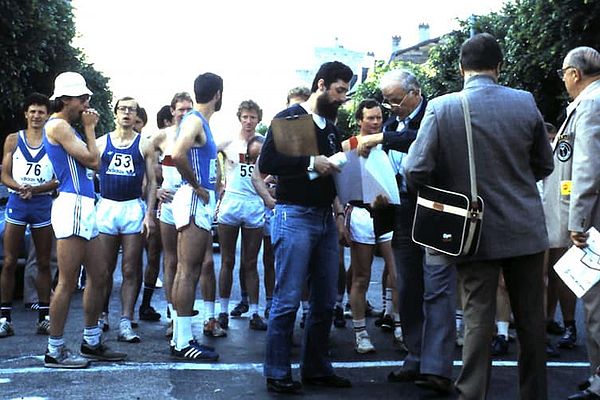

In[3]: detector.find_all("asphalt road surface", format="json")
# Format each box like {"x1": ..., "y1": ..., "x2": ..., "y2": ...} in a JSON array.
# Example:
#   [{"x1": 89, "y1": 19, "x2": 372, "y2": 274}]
[{"x1": 0, "y1": 244, "x2": 591, "y2": 399}]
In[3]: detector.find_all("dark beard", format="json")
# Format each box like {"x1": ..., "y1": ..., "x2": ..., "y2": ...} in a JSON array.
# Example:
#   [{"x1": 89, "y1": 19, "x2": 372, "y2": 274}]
[
  {"x1": 316, "y1": 94, "x2": 342, "y2": 122},
  {"x1": 215, "y1": 97, "x2": 222, "y2": 112}
]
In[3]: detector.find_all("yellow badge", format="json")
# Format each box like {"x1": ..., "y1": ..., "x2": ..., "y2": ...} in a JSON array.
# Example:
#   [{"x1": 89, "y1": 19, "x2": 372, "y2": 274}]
[{"x1": 560, "y1": 180, "x2": 572, "y2": 196}]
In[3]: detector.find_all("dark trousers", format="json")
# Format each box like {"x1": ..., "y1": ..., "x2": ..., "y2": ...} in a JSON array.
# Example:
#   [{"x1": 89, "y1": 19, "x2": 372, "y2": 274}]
[
  {"x1": 456, "y1": 253, "x2": 547, "y2": 400},
  {"x1": 393, "y1": 195, "x2": 456, "y2": 378}
]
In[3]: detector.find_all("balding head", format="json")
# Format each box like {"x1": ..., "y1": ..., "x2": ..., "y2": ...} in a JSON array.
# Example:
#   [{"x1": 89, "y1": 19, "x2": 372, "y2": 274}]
[{"x1": 565, "y1": 46, "x2": 600, "y2": 78}]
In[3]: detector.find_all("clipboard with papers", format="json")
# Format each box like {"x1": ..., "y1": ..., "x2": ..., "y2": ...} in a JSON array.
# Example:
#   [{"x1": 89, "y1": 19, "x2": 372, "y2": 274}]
[
  {"x1": 270, "y1": 114, "x2": 318, "y2": 156},
  {"x1": 553, "y1": 227, "x2": 600, "y2": 298}
]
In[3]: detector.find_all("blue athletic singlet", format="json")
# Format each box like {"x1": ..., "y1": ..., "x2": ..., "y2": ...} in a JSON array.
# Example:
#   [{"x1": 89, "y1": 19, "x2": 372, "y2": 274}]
[
  {"x1": 98, "y1": 132, "x2": 145, "y2": 201},
  {"x1": 179, "y1": 110, "x2": 217, "y2": 190},
  {"x1": 9, "y1": 130, "x2": 54, "y2": 194},
  {"x1": 42, "y1": 119, "x2": 95, "y2": 199}
]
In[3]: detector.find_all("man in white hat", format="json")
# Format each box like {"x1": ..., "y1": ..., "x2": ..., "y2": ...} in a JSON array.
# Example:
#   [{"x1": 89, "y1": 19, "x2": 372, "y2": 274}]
[{"x1": 42, "y1": 71, "x2": 126, "y2": 368}]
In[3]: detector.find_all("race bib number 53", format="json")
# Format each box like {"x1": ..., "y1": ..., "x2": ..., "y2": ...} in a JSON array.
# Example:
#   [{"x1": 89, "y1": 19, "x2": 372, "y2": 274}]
[{"x1": 107, "y1": 153, "x2": 135, "y2": 176}]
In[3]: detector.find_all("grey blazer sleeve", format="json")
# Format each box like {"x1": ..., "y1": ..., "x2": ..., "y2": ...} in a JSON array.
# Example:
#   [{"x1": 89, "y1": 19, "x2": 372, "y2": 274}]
[
  {"x1": 569, "y1": 98, "x2": 600, "y2": 232},
  {"x1": 404, "y1": 104, "x2": 438, "y2": 188},
  {"x1": 529, "y1": 103, "x2": 554, "y2": 181}
]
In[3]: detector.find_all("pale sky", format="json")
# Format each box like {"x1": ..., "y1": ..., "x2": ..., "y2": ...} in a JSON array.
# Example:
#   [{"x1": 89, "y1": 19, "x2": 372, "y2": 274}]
[{"x1": 71, "y1": 0, "x2": 509, "y2": 138}]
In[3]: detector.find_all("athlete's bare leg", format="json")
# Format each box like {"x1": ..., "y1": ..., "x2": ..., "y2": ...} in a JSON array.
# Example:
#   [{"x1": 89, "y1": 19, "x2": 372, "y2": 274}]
[
  {"x1": 82, "y1": 236, "x2": 109, "y2": 327},
  {"x1": 49, "y1": 237, "x2": 87, "y2": 336},
  {"x1": 201, "y1": 244, "x2": 216, "y2": 303},
  {"x1": 349, "y1": 242, "x2": 375, "y2": 321},
  {"x1": 217, "y1": 224, "x2": 240, "y2": 300},
  {"x1": 1, "y1": 223, "x2": 29, "y2": 303},
  {"x1": 160, "y1": 221, "x2": 178, "y2": 305},
  {"x1": 120, "y1": 233, "x2": 144, "y2": 319},
  {"x1": 173, "y1": 224, "x2": 210, "y2": 316},
  {"x1": 240, "y1": 227, "x2": 263, "y2": 305},
  {"x1": 30, "y1": 226, "x2": 54, "y2": 305}
]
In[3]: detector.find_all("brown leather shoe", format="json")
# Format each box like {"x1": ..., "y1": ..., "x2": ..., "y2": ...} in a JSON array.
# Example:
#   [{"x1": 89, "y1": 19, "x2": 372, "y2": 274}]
[
  {"x1": 414, "y1": 374, "x2": 454, "y2": 394},
  {"x1": 387, "y1": 369, "x2": 422, "y2": 382},
  {"x1": 266, "y1": 378, "x2": 302, "y2": 394},
  {"x1": 302, "y1": 374, "x2": 351, "y2": 388}
]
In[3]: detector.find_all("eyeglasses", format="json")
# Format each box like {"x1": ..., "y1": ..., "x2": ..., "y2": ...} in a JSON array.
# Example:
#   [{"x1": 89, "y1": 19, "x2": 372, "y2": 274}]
[
  {"x1": 116, "y1": 106, "x2": 138, "y2": 114},
  {"x1": 382, "y1": 90, "x2": 414, "y2": 110},
  {"x1": 556, "y1": 66, "x2": 576, "y2": 80}
]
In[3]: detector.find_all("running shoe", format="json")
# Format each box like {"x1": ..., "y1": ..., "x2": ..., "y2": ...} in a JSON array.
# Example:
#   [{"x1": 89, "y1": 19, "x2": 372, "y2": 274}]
[
  {"x1": 80, "y1": 342, "x2": 127, "y2": 361},
  {"x1": 36, "y1": 316, "x2": 51, "y2": 335},
  {"x1": 394, "y1": 326, "x2": 408, "y2": 352},
  {"x1": 172, "y1": 340, "x2": 219, "y2": 361},
  {"x1": 375, "y1": 314, "x2": 394, "y2": 331},
  {"x1": 558, "y1": 325, "x2": 577, "y2": 349},
  {"x1": 118, "y1": 324, "x2": 141, "y2": 343},
  {"x1": 44, "y1": 347, "x2": 90, "y2": 369},
  {"x1": 229, "y1": 301, "x2": 249, "y2": 317},
  {"x1": 203, "y1": 318, "x2": 227, "y2": 337},
  {"x1": 139, "y1": 306, "x2": 161, "y2": 321},
  {"x1": 25, "y1": 302, "x2": 40, "y2": 311},
  {"x1": 355, "y1": 331, "x2": 376, "y2": 354},
  {"x1": 217, "y1": 312, "x2": 229, "y2": 330},
  {"x1": 249, "y1": 313, "x2": 267, "y2": 331},
  {"x1": 0, "y1": 318, "x2": 14, "y2": 338}
]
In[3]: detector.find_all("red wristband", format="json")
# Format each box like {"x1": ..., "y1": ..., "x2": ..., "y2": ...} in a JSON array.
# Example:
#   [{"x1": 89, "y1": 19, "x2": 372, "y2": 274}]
[{"x1": 349, "y1": 136, "x2": 358, "y2": 150}]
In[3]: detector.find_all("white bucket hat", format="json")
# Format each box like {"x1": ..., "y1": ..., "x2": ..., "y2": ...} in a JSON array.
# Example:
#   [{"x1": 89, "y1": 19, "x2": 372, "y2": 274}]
[{"x1": 50, "y1": 71, "x2": 93, "y2": 100}]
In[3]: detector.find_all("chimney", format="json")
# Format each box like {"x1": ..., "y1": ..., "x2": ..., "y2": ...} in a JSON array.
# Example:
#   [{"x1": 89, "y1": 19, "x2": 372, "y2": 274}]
[
  {"x1": 392, "y1": 35, "x2": 401, "y2": 53},
  {"x1": 418, "y1": 23, "x2": 430, "y2": 42}
]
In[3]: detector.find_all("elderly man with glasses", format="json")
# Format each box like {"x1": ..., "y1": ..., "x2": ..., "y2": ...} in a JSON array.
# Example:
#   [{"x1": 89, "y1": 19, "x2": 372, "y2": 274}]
[
  {"x1": 545, "y1": 46, "x2": 600, "y2": 400},
  {"x1": 355, "y1": 69, "x2": 457, "y2": 394}
]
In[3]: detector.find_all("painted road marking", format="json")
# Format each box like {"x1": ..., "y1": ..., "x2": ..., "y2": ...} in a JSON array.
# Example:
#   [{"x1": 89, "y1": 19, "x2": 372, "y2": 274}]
[{"x1": 0, "y1": 360, "x2": 590, "y2": 375}]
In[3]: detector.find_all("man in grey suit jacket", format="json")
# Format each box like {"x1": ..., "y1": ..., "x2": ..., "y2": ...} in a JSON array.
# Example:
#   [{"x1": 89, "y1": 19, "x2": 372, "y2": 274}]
[
  {"x1": 404, "y1": 33, "x2": 554, "y2": 400},
  {"x1": 545, "y1": 46, "x2": 600, "y2": 400}
]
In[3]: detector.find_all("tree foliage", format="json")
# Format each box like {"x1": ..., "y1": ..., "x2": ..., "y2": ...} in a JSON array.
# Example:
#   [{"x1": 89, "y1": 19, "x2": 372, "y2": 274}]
[
  {"x1": 0, "y1": 0, "x2": 113, "y2": 144},
  {"x1": 342, "y1": 0, "x2": 600, "y2": 130}
]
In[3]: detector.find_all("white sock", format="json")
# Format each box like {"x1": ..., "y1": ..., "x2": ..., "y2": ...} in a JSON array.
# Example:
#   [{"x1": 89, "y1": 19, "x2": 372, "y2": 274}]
[
  {"x1": 171, "y1": 309, "x2": 178, "y2": 347},
  {"x1": 48, "y1": 336, "x2": 64, "y2": 354},
  {"x1": 83, "y1": 325, "x2": 101, "y2": 346},
  {"x1": 220, "y1": 298, "x2": 229, "y2": 314},
  {"x1": 204, "y1": 301, "x2": 215, "y2": 320},
  {"x1": 384, "y1": 288, "x2": 393, "y2": 315},
  {"x1": 176, "y1": 316, "x2": 193, "y2": 350},
  {"x1": 497, "y1": 321, "x2": 509, "y2": 338},
  {"x1": 352, "y1": 318, "x2": 367, "y2": 337},
  {"x1": 456, "y1": 310, "x2": 464, "y2": 331},
  {"x1": 250, "y1": 303, "x2": 259, "y2": 316}
]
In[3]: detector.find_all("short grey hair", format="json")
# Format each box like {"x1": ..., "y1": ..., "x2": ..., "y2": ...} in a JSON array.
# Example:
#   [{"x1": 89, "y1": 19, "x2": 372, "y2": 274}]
[
  {"x1": 379, "y1": 69, "x2": 420, "y2": 92},
  {"x1": 565, "y1": 46, "x2": 600, "y2": 77}
]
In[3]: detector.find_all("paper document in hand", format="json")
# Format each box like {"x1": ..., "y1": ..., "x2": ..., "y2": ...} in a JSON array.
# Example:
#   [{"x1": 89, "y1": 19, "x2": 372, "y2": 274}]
[
  {"x1": 553, "y1": 227, "x2": 600, "y2": 298},
  {"x1": 333, "y1": 147, "x2": 400, "y2": 206}
]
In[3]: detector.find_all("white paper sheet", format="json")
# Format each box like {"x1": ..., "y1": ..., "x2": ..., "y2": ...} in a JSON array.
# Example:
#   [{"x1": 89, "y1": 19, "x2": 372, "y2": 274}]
[
  {"x1": 333, "y1": 147, "x2": 400, "y2": 206},
  {"x1": 553, "y1": 227, "x2": 600, "y2": 298}
]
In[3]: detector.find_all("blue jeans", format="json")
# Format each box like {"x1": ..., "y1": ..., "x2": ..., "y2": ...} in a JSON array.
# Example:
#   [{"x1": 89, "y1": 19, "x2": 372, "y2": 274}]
[{"x1": 264, "y1": 204, "x2": 338, "y2": 380}]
